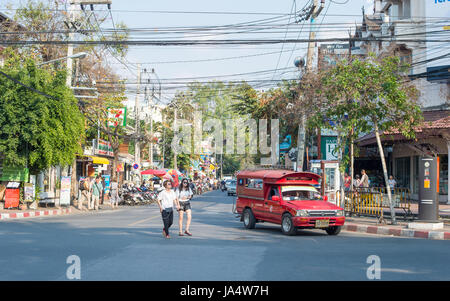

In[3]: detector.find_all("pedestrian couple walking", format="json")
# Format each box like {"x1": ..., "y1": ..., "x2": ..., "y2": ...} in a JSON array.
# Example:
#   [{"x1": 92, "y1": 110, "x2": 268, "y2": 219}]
[
  {"x1": 156, "y1": 178, "x2": 193, "y2": 239},
  {"x1": 78, "y1": 175, "x2": 119, "y2": 211},
  {"x1": 78, "y1": 176, "x2": 103, "y2": 211}
]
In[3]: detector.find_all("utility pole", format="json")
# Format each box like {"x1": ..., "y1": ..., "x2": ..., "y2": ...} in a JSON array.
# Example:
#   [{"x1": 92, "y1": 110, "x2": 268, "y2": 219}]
[
  {"x1": 66, "y1": 3, "x2": 75, "y2": 87},
  {"x1": 67, "y1": 2, "x2": 78, "y2": 203},
  {"x1": 134, "y1": 64, "x2": 141, "y2": 182},
  {"x1": 173, "y1": 106, "x2": 177, "y2": 170},
  {"x1": 296, "y1": 0, "x2": 324, "y2": 172}
]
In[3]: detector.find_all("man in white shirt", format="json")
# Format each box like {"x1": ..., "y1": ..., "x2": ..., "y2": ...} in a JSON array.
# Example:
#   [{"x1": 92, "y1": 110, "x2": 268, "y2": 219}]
[{"x1": 157, "y1": 180, "x2": 180, "y2": 238}]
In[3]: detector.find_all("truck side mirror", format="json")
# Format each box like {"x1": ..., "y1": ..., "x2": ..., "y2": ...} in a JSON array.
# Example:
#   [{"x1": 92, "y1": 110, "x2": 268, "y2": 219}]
[{"x1": 272, "y1": 196, "x2": 280, "y2": 202}]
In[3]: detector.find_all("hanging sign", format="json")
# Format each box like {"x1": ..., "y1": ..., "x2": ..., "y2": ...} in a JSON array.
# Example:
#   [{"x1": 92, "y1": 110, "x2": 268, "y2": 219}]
[{"x1": 107, "y1": 107, "x2": 127, "y2": 127}]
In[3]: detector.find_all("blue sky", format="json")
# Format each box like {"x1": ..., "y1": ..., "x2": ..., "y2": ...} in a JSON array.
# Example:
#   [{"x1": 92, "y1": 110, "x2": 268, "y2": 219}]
[{"x1": 1, "y1": 0, "x2": 373, "y2": 102}]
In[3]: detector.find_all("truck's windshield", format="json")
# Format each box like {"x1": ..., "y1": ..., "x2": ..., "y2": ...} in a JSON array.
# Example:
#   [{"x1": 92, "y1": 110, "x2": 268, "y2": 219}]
[{"x1": 281, "y1": 186, "x2": 322, "y2": 201}]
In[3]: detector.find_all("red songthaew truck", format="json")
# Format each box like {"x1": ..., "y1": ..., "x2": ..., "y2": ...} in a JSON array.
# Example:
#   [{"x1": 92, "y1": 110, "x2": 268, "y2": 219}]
[{"x1": 234, "y1": 169, "x2": 345, "y2": 235}]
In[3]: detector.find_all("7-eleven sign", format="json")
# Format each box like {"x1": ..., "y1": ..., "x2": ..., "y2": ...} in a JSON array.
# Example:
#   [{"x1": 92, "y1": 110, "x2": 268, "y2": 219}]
[{"x1": 107, "y1": 107, "x2": 127, "y2": 127}]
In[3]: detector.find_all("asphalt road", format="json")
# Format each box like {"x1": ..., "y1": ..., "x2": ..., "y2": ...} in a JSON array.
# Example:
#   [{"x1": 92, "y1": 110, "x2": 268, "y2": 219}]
[{"x1": 0, "y1": 189, "x2": 449, "y2": 281}]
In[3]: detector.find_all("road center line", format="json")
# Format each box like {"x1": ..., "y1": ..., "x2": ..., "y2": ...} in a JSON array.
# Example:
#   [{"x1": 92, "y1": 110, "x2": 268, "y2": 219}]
[{"x1": 127, "y1": 215, "x2": 160, "y2": 227}]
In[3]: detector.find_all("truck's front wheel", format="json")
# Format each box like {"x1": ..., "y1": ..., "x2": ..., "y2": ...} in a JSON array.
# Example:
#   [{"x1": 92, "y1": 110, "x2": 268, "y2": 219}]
[{"x1": 281, "y1": 213, "x2": 296, "y2": 236}]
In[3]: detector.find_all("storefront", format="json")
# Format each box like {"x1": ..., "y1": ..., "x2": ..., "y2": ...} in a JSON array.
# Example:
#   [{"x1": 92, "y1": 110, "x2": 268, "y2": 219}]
[{"x1": 357, "y1": 109, "x2": 450, "y2": 204}]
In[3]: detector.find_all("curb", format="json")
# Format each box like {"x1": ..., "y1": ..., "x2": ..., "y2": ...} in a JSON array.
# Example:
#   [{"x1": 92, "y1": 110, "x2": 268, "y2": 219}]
[
  {"x1": 343, "y1": 223, "x2": 450, "y2": 240},
  {"x1": 0, "y1": 208, "x2": 72, "y2": 220}
]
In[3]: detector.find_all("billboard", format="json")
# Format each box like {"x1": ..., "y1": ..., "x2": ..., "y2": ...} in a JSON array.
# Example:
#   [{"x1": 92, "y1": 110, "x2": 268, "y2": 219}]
[{"x1": 107, "y1": 107, "x2": 127, "y2": 127}]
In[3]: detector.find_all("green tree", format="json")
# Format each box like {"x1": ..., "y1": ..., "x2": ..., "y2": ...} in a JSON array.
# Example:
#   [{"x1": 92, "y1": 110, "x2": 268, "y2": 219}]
[
  {"x1": 312, "y1": 55, "x2": 421, "y2": 224},
  {"x1": 0, "y1": 55, "x2": 84, "y2": 174}
]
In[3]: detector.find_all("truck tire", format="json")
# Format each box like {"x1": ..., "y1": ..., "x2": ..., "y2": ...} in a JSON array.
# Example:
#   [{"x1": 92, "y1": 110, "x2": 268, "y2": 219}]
[
  {"x1": 326, "y1": 226, "x2": 342, "y2": 235},
  {"x1": 243, "y1": 208, "x2": 256, "y2": 229},
  {"x1": 281, "y1": 213, "x2": 297, "y2": 236}
]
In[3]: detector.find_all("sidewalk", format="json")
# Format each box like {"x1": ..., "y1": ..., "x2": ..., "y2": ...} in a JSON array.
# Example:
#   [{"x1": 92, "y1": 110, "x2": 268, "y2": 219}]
[
  {"x1": 0, "y1": 206, "x2": 73, "y2": 220},
  {"x1": 0, "y1": 203, "x2": 120, "y2": 221},
  {"x1": 342, "y1": 215, "x2": 450, "y2": 240}
]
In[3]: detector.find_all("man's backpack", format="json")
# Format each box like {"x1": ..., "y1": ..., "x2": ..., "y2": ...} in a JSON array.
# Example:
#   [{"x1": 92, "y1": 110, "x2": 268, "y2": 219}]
[{"x1": 80, "y1": 179, "x2": 88, "y2": 191}]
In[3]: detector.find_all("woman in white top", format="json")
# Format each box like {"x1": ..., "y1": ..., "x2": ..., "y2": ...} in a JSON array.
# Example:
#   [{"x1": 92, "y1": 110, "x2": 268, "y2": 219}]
[
  {"x1": 176, "y1": 178, "x2": 194, "y2": 236},
  {"x1": 157, "y1": 180, "x2": 180, "y2": 239}
]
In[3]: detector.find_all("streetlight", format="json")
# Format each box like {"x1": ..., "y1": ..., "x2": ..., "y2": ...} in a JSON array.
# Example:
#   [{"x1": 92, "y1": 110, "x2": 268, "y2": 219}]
[{"x1": 37, "y1": 52, "x2": 88, "y2": 66}]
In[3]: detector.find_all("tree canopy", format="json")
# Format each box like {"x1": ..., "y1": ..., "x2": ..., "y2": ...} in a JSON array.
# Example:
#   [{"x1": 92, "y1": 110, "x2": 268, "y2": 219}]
[{"x1": 0, "y1": 54, "x2": 85, "y2": 174}]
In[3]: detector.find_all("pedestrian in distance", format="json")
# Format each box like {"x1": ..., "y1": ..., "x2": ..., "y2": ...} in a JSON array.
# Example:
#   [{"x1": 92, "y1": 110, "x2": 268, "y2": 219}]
[
  {"x1": 91, "y1": 175, "x2": 103, "y2": 211},
  {"x1": 78, "y1": 177, "x2": 91, "y2": 211},
  {"x1": 157, "y1": 180, "x2": 180, "y2": 239},
  {"x1": 360, "y1": 169, "x2": 369, "y2": 191},
  {"x1": 344, "y1": 173, "x2": 351, "y2": 192},
  {"x1": 176, "y1": 178, "x2": 193, "y2": 236},
  {"x1": 109, "y1": 176, "x2": 119, "y2": 209},
  {"x1": 388, "y1": 175, "x2": 397, "y2": 194},
  {"x1": 354, "y1": 174, "x2": 361, "y2": 189}
]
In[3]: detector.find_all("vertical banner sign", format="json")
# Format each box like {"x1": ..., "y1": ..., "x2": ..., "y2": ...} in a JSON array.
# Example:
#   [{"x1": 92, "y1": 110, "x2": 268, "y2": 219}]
[
  {"x1": 24, "y1": 183, "x2": 34, "y2": 202},
  {"x1": 108, "y1": 107, "x2": 127, "y2": 127},
  {"x1": 102, "y1": 175, "x2": 110, "y2": 195},
  {"x1": 59, "y1": 176, "x2": 71, "y2": 206}
]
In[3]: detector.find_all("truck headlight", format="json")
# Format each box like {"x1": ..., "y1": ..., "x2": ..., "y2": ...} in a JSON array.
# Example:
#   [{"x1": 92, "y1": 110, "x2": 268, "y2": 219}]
[
  {"x1": 296, "y1": 210, "x2": 308, "y2": 217},
  {"x1": 336, "y1": 210, "x2": 344, "y2": 217}
]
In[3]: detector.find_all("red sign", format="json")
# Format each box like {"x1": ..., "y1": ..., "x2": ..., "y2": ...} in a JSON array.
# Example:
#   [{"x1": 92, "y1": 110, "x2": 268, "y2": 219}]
[{"x1": 4, "y1": 189, "x2": 20, "y2": 209}]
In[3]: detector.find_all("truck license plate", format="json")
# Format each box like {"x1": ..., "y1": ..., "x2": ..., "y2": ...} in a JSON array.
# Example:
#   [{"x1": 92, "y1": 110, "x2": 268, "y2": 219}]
[{"x1": 315, "y1": 219, "x2": 329, "y2": 228}]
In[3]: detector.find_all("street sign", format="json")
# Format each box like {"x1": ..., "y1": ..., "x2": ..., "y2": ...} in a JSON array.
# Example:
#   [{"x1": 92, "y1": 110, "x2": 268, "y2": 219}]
[{"x1": 133, "y1": 164, "x2": 139, "y2": 170}]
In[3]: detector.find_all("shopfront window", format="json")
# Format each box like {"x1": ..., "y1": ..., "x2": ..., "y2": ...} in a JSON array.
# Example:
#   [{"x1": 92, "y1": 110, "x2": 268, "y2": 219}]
[
  {"x1": 439, "y1": 154, "x2": 448, "y2": 195},
  {"x1": 395, "y1": 157, "x2": 410, "y2": 189},
  {"x1": 413, "y1": 156, "x2": 419, "y2": 194}
]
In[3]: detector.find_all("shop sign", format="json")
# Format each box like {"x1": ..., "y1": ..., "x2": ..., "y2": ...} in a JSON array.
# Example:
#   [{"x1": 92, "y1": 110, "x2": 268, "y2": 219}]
[
  {"x1": 4, "y1": 188, "x2": 20, "y2": 209},
  {"x1": 321, "y1": 136, "x2": 338, "y2": 160},
  {"x1": 95, "y1": 139, "x2": 114, "y2": 157},
  {"x1": 0, "y1": 166, "x2": 29, "y2": 182},
  {"x1": 59, "y1": 176, "x2": 71, "y2": 206},
  {"x1": 107, "y1": 107, "x2": 127, "y2": 127}
]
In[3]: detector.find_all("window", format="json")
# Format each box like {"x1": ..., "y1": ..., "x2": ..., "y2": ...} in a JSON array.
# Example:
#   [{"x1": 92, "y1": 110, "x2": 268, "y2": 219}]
[
  {"x1": 395, "y1": 157, "x2": 411, "y2": 189},
  {"x1": 268, "y1": 187, "x2": 279, "y2": 200},
  {"x1": 238, "y1": 178, "x2": 244, "y2": 186},
  {"x1": 439, "y1": 154, "x2": 448, "y2": 196},
  {"x1": 247, "y1": 178, "x2": 263, "y2": 190},
  {"x1": 402, "y1": 0, "x2": 411, "y2": 19},
  {"x1": 413, "y1": 156, "x2": 419, "y2": 194},
  {"x1": 280, "y1": 186, "x2": 322, "y2": 201}
]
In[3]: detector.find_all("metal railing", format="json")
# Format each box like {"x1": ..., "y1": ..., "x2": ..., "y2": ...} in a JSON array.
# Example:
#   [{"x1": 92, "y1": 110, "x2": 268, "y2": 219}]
[{"x1": 336, "y1": 187, "x2": 413, "y2": 223}]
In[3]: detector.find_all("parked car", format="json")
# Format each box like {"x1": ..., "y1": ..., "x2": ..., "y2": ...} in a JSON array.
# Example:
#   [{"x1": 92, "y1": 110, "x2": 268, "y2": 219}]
[
  {"x1": 234, "y1": 169, "x2": 345, "y2": 236},
  {"x1": 226, "y1": 179, "x2": 237, "y2": 196}
]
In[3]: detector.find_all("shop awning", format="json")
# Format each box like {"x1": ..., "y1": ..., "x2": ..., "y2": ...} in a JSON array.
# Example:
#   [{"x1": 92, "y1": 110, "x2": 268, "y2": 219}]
[{"x1": 89, "y1": 156, "x2": 110, "y2": 165}]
